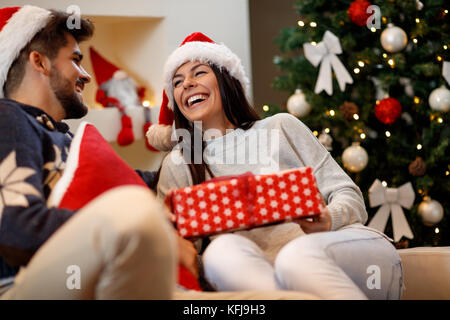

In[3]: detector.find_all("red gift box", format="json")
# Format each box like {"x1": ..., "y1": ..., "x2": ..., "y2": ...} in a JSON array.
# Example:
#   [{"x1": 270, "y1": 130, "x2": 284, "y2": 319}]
[{"x1": 167, "y1": 167, "x2": 325, "y2": 238}]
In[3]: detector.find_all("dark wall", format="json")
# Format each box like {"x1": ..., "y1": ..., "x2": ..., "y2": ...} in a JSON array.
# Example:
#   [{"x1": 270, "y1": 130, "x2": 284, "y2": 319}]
[{"x1": 249, "y1": 0, "x2": 299, "y2": 112}]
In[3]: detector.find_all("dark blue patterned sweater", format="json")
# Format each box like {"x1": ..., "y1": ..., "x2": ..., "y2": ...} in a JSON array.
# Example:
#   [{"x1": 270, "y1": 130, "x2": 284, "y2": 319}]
[{"x1": 0, "y1": 99, "x2": 156, "y2": 280}]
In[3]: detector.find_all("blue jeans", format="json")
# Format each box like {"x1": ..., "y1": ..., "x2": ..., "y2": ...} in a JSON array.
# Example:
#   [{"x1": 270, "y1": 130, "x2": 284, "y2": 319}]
[{"x1": 202, "y1": 224, "x2": 403, "y2": 299}]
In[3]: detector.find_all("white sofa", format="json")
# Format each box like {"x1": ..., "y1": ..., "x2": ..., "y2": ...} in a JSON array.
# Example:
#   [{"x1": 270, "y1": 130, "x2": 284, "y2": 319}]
[
  {"x1": 398, "y1": 247, "x2": 450, "y2": 300},
  {"x1": 175, "y1": 246, "x2": 450, "y2": 300}
]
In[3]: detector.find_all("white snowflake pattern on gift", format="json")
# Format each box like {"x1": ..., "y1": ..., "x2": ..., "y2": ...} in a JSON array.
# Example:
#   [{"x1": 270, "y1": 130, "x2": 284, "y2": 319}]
[
  {"x1": 270, "y1": 200, "x2": 278, "y2": 208},
  {"x1": 281, "y1": 193, "x2": 288, "y2": 200},
  {"x1": 211, "y1": 205, "x2": 219, "y2": 212},
  {"x1": 199, "y1": 201, "x2": 206, "y2": 209},
  {"x1": 272, "y1": 212, "x2": 280, "y2": 219},
  {"x1": 203, "y1": 224, "x2": 211, "y2": 232},
  {"x1": 237, "y1": 212, "x2": 245, "y2": 220},
  {"x1": 184, "y1": 187, "x2": 192, "y2": 194},
  {"x1": 207, "y1": 183, "x2": 215, "y2": 190},
  {"x1": 279, "y1": 181, "x2": 286, "y2": 189},
  {"x1": 176, "y1": 205, "x2": 184, "y2": 212},
  {"x1": 303, "y1": 188, "x2": 311, "y2": 196},
  {"x1": 234, "y1": 201, "x2": 242, "y2": 208},
  {"x1": 201, "y1": 213, "x2": 209, "y2": 220},
  {"x1": 224, "y1": 208, "x2": 232, "y2": 216},
  {"x1": 175, "y1": 194, "x2": 182, "y2": 202},
  {"x1": 291, "y1": 185, "x2": 299, "y2": 193},
  {"x1": 232, "y1": 190, "x2": 240, "y2": 197},
  {"x1": 289, "y1": 174, "x2": 297, "y2": 181},
  {"x1": 178, "y1": 217, "x2": 186, "y2": 225},
  {"x1": 260, "y1": 208, "x2": 267, "y2": 216},
  {"x1": 214, "y1": 216, "x2": 222, "y2": 224},
  {"x1": 209, "y1": 193, "x2": 217, "y2": 201},
  {"x1": 190, "y1": 220, "x2": 198, "y2": 228},
  {"x1": 283, "y1": 204, "x2": 291, "y2": 212},
  {"x1": 220, "y1": 186, "x2": 227, "y2": 193},
  {"x1": 296, "y1": 207, "x2": 303, "y2": 215},
  {"x1": 230, "y1": 179, "x2": 238, "y2": 186},
  {"x1": 197, "y1": 190, "x2": 205, "y2": 197},
  {"x1": 293, "y1": 196, "x2": 301, "y2": 204},
  {"x1": 301, "y1": 177, "x2": 309, "y2": 185},
  {"x1": 226, "y1": 220, "x2": 234, "y2": 228},
  {"x1": 306, "y1": 200, "x2": 313, "y2": 207},
  {"x1": 256, "y1": 185, "x2": 263, "y2": 193},
  {"x1": 266, "y1": 177, "x2": 274, "y2": 185},
  {"x1": 268, "y1": 189, "x2": 276, "y2": 196},
  {"x1": 188, "y1": 209, "x2": 196, "y2": 216},
  {"x1": 187, "y1": 197, "x2": 194, "y2": 205},
  {"x1": 257, "y1": 197, "x2": 265, "y2": 204},
  {"x1": 180, "y1": 228, "x2": 187, "y2": 236},
  {"x1": 222, "y1": 197, "x2": 230, "y2": 205}
]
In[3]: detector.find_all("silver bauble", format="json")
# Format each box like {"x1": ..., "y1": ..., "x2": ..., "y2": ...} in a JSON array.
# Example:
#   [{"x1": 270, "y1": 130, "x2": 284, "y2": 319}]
[
  {"x1": 380, "y1": 24, "x2": 408, "y2": 53},
  {"x1": 428, "y1": 86, "x2": 450, "y2": 112},
  {"x1": 287, "y1": 89, "x2": 311, "y2": 118},
  {"x1": 318, "y1": 132, "x2": 333, "y2": 151},
  {"x1": 342, "y1": 142, "x2": 368, "y2": 172},
  {"x1": 418, "y1": 197, "x2": 444, "y2": 226}
]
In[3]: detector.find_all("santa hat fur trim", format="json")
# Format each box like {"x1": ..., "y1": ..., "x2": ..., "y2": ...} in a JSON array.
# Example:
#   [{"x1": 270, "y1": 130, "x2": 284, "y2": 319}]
[
  {"x1": 0, "y1": 6, "x2": 52, "y2": 98},
  {"x1": 163, "y1": 35, "x2": 250, "y2": 110}
]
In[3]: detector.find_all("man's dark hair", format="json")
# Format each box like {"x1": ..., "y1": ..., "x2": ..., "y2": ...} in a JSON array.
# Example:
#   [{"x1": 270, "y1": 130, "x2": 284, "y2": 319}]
[{"x1": 3, "y1": 10, "x2": 94, "y2": 98}]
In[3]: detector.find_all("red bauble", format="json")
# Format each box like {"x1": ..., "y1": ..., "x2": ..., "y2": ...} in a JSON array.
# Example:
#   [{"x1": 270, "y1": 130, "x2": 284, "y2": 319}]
[
  {"x1": 348, "y1": 0, "x2": 372, "y2": 27},
  {"x1": 375, "y1": 97, "x2": 402, "y2": 124}
]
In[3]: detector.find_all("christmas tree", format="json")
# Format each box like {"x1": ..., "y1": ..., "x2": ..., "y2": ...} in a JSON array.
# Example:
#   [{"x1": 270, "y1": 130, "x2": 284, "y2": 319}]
[{"x1": 270, "y1": 0, "x2": 449, "y2": 247}]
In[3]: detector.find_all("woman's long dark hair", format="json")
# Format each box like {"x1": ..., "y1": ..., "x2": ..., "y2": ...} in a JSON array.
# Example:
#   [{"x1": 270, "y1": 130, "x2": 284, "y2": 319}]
[{"x1": 150, "y1": 64, "x2": 260, "y2": 189}]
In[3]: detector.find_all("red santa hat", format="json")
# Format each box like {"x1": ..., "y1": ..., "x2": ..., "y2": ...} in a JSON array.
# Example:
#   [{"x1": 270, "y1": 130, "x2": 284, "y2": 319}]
[
  {"x1": 89, "y1": 46, "x2": 121, "y2": 88},
  {"x1": 0, "y1": 5, "x2": 52, "y2": 98},
  {"x1": 146, "y1": 32, "x2": 250, "y2": 151},
  {"x1": 89, "y1": 46, "x2": 136, "y2": 146}
]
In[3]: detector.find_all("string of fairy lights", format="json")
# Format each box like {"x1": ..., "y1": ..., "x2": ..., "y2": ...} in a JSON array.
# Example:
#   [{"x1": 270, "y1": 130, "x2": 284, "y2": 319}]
[{"x1": 264, "y1": 3, "x2": 448, "y2": 238}]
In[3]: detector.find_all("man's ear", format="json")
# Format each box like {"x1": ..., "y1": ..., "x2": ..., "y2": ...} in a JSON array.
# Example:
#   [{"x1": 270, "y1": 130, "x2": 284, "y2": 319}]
[{"x1": 28, "y1": 51, "x2": 51, "y2": 76}]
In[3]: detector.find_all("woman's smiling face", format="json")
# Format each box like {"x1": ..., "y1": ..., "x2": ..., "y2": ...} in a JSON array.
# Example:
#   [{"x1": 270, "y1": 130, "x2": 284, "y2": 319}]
[{"x1": 172, "y1": 61, "x2": 229, "y2": 131}]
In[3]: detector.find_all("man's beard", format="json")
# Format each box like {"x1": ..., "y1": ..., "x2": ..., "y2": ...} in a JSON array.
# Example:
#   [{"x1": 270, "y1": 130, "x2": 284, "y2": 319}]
[{"x1": 50, "y1": 69, "x2": 88, "y2": 119}]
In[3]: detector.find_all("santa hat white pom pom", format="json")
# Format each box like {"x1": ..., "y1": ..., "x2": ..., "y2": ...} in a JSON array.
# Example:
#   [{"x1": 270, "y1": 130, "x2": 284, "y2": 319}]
[{"x1": 146, "y1": 124, "x2": 177, "y2": 152}]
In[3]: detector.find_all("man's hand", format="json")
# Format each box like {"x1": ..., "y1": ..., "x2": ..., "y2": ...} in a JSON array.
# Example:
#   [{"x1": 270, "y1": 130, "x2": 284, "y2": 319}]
[
  {"x1": 176, "y1": 232, "x2": 199, "y2": 278},
  {"x1": 295, "y1": 206, "x2": 332, "y2": 234}
]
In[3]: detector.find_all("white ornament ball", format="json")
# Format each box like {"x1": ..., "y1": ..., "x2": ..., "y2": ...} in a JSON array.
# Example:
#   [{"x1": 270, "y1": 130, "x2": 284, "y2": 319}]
[
  {"x1": 318, "y1": 132, "x2": 333, "y2": 151},
  {"x1": 380, "y1": 24, "x2": 408, "y2": 53},
  {"x1": 342, "y1": 142, "x2": 368, "y2": 172},
  {"x1": 428, "y1": 86, "x2": 450, "y2": 112},
  {"x1": 287, "y1": 89, "x2": 311, "y2": 118},
  {"x1": 418, "y1": 197, "x2": 444, "y2": 226}
]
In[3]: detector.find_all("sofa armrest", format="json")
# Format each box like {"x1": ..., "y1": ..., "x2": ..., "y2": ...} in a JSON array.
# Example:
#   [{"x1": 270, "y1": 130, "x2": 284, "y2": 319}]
[{"x1": 398, "y1": 247, "x2": 450, "y2": 300}]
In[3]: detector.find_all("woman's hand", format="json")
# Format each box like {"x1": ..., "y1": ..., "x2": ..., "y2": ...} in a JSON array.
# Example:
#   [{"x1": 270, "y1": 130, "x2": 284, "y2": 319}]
[
  {"x1": 295, "y1": 205, "x2": 332, "y2": 234},
  {"x1": 176, "y1": 232, "x2": 199, "y2": 278}
]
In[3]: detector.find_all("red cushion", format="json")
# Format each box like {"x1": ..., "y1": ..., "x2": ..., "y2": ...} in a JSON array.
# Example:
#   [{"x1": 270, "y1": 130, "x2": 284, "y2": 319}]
[{"x1": 49, "y1": 122, "x2": 146, "y2": 210}]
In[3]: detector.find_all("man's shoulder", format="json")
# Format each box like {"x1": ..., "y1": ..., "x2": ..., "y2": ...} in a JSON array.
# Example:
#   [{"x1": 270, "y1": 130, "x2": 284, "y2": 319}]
[{"x1": 0, "y1": 99, "x2": 32, "y2": 123}]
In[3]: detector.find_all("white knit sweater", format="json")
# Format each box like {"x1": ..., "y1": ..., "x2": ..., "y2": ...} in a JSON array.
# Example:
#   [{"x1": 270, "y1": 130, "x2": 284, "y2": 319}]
[{"x1": 157, "y1": 113, "x2": 368, "y2": 261}]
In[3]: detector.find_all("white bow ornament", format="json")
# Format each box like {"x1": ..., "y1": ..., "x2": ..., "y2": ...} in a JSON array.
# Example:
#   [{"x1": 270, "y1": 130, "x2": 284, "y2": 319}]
[
  {"x1": 303, "y1": 31, "x2": 353, "y2": 95},
  {"x1": 368, "y1": 179, "x2": 415, "y2": 242}
]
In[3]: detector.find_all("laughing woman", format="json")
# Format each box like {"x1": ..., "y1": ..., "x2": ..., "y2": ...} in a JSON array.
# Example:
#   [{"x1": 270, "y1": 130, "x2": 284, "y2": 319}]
[{"x1": 147, "y1": 32, "x2": 403, "y2": 300}]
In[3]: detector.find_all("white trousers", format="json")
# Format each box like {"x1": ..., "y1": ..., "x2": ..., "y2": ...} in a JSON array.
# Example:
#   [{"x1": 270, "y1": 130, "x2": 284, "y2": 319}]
[
  {"x1": 202, "y1": 225, "x2": 403, "y2": 300},
  {"x1": 2, "y1": 186, "x2": 177, "y2": 299}
]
